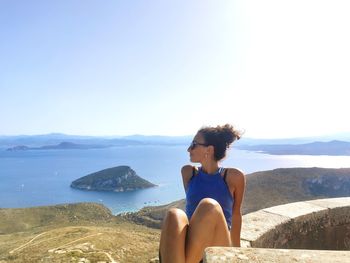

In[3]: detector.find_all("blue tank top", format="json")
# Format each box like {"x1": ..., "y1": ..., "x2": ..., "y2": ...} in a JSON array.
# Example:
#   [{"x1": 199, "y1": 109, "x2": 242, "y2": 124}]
[{"x1": 185, "y1": 167, "x2": 234, "y2": 229}]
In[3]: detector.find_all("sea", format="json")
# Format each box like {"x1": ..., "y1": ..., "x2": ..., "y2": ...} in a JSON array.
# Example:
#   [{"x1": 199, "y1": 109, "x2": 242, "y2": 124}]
[{"x1": 1, "y1": 145, "x2": 350, "y2": 215}]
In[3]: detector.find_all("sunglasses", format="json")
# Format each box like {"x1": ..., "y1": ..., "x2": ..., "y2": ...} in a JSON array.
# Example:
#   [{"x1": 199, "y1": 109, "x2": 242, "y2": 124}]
[{"x1": 189, "y1": 141, "x2": 209, "y2": 150}]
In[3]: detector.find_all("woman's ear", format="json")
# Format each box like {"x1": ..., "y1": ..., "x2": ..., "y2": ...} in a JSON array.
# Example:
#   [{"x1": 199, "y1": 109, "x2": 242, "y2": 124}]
[{"x1": 208, "y1": 145, "x2": 215, "y2": 156}]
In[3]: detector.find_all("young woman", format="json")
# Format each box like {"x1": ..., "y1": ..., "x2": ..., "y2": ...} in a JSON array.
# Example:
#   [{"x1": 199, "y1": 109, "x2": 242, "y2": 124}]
[{"x1": 159, "y1": 124, "x2": 245, "y2": 263}]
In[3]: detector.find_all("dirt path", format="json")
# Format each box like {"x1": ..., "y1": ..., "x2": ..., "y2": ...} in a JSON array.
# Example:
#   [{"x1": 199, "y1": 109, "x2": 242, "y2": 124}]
[
  {"x1": 9, "y1": 231, "x2": 48, "y2": 254},
  {"x1": 7, "y1": 227, "x2": 139, "y2": 262},
  {"x1": 47, "y1": 233, "x2": 118, "y2": 263},
  {"x1": 47, "y1": 233, "x2": 103, "y2": 252}
]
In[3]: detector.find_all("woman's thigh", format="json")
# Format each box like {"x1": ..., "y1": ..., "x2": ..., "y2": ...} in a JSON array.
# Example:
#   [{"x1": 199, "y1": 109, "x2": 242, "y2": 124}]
[
  {"x1": 185, "y1": 198, "x2": 231, "y2": 262},
  {"x1": 159, "y1": 208, "x2": 189, "y2": 263}
]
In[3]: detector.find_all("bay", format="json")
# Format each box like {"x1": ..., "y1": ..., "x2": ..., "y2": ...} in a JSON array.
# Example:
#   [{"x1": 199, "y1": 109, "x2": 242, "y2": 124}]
[{"x1": 1, "y1": 145, "x2": 350, "y2": 214}]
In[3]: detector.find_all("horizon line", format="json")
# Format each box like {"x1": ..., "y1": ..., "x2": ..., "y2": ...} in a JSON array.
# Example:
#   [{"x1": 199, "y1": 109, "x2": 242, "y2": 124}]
[{"x1": 1, "y1": 132, "x2": 350, "y2": 140}]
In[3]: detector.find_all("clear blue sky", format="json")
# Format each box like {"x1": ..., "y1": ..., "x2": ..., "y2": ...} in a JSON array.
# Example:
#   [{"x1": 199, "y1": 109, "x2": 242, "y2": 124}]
[{"x1": 1, "y1": 1, "x2": 349, "y2": 138}]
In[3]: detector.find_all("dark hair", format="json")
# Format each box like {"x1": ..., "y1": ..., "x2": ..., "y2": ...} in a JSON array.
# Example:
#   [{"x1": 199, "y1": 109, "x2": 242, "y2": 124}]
[{"x1": 198, "y1": 124, "x2": 242, "y2": 161}]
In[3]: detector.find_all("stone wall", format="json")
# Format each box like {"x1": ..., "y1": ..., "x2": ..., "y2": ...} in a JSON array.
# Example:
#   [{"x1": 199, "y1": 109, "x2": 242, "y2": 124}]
[
  {"x1": 241, "y1": 197, "x2": 350, "y2": 249},
  {"x1": 204, "y1": 247, "x2": 350, "y2": 263},
  {"x1": 204, "y1": 197, "x2": 350, "y2": 262}
]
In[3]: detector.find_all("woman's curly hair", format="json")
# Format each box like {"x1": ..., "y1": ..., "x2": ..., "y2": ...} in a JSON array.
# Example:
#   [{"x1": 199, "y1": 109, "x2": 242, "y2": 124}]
[{"x1": 198, "y1": 124, "x2": 242, "y2": 161}]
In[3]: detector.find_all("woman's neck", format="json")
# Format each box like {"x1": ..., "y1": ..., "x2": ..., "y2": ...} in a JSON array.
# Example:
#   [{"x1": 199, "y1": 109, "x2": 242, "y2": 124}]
[{"x1": 200, "y1": 161, "x2": 219, "y2": 174}]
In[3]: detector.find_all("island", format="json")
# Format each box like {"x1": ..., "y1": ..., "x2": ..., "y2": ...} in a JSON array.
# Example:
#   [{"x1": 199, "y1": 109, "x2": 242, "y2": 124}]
[{"x1": 70, "y1": 166, "x2": 156, "y2": 192}]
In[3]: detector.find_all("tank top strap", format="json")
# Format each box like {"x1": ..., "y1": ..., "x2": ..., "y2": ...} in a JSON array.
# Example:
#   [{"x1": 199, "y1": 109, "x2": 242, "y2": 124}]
[
  {"x1": 223, "y1": 168, "x2": 228, "y2": 184},
  {"x1": 217, "y1": 167, "x2": 225, "y2": 176},
  {"x1": 191, "y1": 166, "x2": 197, "y2": 179}
]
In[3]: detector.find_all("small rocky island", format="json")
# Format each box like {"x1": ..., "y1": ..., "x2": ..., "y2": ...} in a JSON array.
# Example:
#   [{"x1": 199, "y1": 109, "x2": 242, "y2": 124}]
[{"x1": 71, "y1": 166, "x2": 156, "y2": 192}]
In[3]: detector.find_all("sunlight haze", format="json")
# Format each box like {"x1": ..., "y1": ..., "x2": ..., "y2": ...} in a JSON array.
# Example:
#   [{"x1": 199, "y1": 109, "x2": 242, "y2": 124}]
[{"x1": 1, "y1": 0, "x2": 349, "y2": 138}]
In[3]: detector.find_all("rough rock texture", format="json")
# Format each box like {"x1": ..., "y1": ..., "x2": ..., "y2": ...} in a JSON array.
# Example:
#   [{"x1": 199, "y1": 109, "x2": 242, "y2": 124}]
[
  {"x1": 304, "y1": 175, "x2": 350, "y2": 196},
  {"x1": 204, "y1": 247, "x2": 350, "y2": 263}
]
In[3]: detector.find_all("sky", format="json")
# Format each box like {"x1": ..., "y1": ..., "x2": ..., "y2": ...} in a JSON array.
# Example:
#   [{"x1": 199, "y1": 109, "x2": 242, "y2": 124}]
[{"x1": 1, "y1": 0, "x2": 349, "y2": 138}]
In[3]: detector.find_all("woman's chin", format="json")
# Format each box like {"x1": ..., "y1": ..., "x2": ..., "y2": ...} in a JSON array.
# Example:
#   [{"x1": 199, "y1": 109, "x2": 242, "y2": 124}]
[{"x1": 190, "y1": 157, "x2": 199, "y2": 163}]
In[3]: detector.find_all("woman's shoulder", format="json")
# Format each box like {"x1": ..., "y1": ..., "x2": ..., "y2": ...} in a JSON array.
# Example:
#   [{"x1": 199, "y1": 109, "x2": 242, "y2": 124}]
[
  {"x1": 181, "y1": 165, "x2": 197, "y2": 190},
  {"x1": 181, "y1": 165, "x2": 197, "y2": 177},
  {"x1": 224, "y1": 167, "x2": 245, "y2": 185},
  {"x1": 181, "y1": 164, "x2": 193, "y2": 173},
  {"x1": 225, "y1": 167, "x2": 244, "y2": 176}
]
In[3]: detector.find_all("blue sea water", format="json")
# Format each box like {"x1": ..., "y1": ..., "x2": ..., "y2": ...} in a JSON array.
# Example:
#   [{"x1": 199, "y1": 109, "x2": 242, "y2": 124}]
[{"x1": 1, "y1": 145, "x2": 350, "y2": 214}]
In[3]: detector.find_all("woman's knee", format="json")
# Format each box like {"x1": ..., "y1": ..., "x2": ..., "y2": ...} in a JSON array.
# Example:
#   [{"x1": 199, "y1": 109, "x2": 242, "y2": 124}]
[
  {"x1": 162, "y1": 208, "x2": 188, "y2": 230},
  {"x1": 197, "y1": 198, "x2": 222, "y2": 213}
]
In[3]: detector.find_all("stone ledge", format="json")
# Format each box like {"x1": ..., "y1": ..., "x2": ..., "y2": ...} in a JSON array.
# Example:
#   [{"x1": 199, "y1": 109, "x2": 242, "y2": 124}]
[
  {"x1": 203, "y1": 247, "x2": 350, "y2": 263},
  {"x1": 205, "y1": 198, "x2": 350, "y2": 262},
  {"x1": 240, "y1": 210, "x2": 289, "y2": 245},
  {"x1": 306, "y1": 197, "x2": 350, "y2": 209},
  {"x1": 262, "y1": 200, "x2": 326, "y2": 219},
  {"x1": 240, "y1": 197, "x2": 350, "y2": 249}
]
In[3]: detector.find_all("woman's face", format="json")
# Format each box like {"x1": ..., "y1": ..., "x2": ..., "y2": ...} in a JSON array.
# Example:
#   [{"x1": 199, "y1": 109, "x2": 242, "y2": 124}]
[{"x1": 187, "y1": 133, "x2": 208, "y2": 163}]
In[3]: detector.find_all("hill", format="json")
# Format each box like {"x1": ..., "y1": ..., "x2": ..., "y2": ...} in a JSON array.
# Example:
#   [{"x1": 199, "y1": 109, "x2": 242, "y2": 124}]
[
  {"x1": 0, "y1": 133, "x2": 190, "y2": 148},
  {"x1": 243, "y1": 167, "x2": 350, "y2": 213},
  {"x1": 237, "y1": 140, "x2": 350, "y2": 155},
  {"x1": 0, "y1": 202, "x2": 113, "y2": 234},
  {"x1": 123, "y1": 167, "x2": 350, "y2": 228},
  {"x1": 71, "y1": 166, "x2": 156, "y2": 192},
  {"x1": 122, "y1": 199, "x2": 186, "y2": 229},
  {"x1": 0, "y1": 203, "x2": 160, "y2": 263}
]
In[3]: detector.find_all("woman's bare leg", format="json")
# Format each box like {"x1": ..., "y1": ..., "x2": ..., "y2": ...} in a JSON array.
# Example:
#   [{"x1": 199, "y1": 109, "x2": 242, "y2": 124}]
[
  {"x1": 159, "y1": 208, "x2": 189, "y2": 263},
  {"x1": 185, "y1": 198, "x2": 231, "y2": 263}
]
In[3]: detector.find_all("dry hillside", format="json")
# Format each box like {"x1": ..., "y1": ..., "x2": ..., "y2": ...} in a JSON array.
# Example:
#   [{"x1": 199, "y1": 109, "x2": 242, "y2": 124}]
[{"x1": 0, "y1": 203, "x2": 160, "y2": 263}]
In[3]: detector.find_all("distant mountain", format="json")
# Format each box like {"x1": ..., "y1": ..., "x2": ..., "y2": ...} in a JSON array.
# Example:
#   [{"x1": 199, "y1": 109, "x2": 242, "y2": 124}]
[
  {"x1": 236, "y1": 132, "x2": 350, "y2": 146},
  {"x1": 0, "y1": 133, "x2": 100, "y2": 147},
  {"x1": 71, "y1": 166, "x2": 157, "y2": 192},
  {"x1": 237, "y1": 140, "x2": 350, "y2": 155},
  {"x1": 6, "y1": 142, "x2": 111, "y2": 151},
  {"x1": 0, "y1": 133, "x2": 191, "y2": 148},
  {"x1": 121, "y1": 134, "x2": 192, "y2": 144},
  {"x1": 39, "y1": 142, "x2": 109, "y2": 150},
  {"x1": 2, "y1": 132, "x2": 350, "y2": 148}
]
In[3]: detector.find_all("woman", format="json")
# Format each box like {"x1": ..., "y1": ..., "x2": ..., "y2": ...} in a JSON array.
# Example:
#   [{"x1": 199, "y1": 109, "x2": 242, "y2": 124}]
[{"x1": 159, "y1": 124, "x2": 245, "y2": 263}]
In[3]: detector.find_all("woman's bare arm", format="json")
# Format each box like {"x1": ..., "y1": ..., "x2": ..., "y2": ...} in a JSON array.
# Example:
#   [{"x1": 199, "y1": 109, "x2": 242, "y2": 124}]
[
  {"x1": 226, "y1": 168, "x2": 246, "y2": 246},
  {"x1": 181, "y1": 165, "x2": 194, "y2": 191}
]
